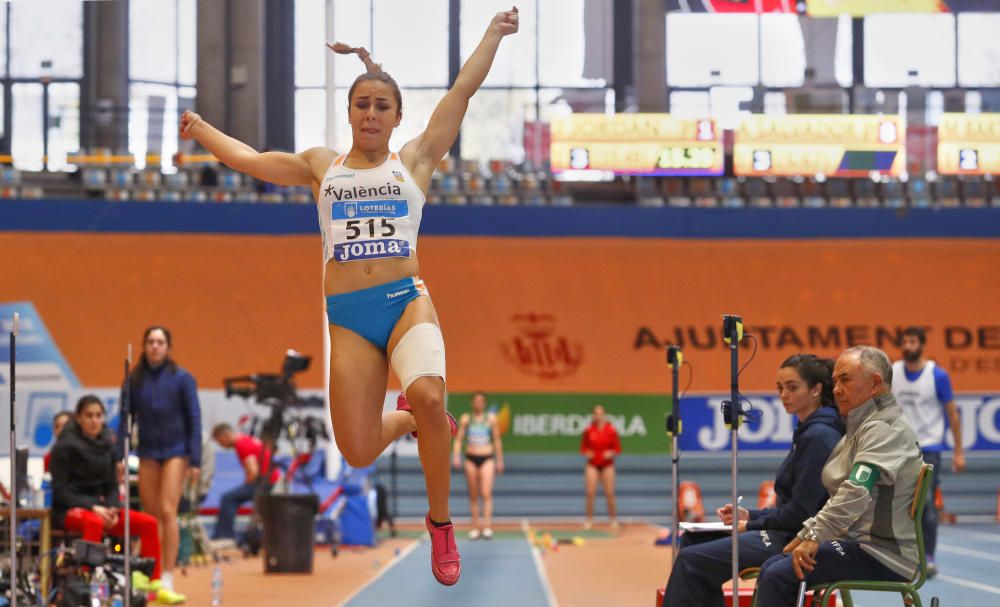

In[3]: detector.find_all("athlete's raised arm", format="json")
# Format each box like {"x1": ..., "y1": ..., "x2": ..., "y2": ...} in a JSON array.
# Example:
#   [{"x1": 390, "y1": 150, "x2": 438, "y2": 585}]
[
  {"x1": 401, "y1": 7, "x2": 519, "y2": 184},
  {"x1": 179, "y1": 110, "x2": 332, "y2": 187}
]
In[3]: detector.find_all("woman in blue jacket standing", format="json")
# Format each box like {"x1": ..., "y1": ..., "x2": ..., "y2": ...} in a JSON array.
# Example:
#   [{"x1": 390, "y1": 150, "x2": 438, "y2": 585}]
[
  {"x1": 122, "y1": 325, "x2": 201, "y2": 595},
  {"x1": 661, "y1": 354, "x2": 845, "y2": 607}
]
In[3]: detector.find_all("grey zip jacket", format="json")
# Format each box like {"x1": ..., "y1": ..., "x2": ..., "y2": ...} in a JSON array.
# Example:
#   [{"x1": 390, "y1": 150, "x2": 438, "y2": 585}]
[{"x1": 796, "y1": 392, "x2": 923, "y2": 578}]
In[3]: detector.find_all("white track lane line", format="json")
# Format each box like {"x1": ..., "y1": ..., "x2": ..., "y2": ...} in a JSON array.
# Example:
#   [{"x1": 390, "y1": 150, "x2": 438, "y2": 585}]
[
  {"x1": 936, "y1": 573, "x2": 1000, "y2": 596},
  {"x1": 937, "y1": 544, "x2": 1000, "y2": 563},
  {"x1": 943, "y1": 526, "x2": 1000, "y2": 543},
  {"x1": 336, "y1": 539, "x2": 421, "y2": 607}
]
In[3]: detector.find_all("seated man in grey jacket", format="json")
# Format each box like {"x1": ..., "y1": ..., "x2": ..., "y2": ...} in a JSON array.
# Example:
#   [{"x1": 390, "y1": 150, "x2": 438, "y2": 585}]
[{"x1": 756, "y1": 346, "x2": 924, "y2": 605}]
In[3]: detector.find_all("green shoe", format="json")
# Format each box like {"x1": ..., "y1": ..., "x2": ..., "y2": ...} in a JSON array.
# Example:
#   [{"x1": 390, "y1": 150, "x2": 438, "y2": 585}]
[
  {"x1": 155, "y1": 587, "x2": 187, "y2": 605},
  {"x1": 132, "y1": 571, "x2": 163, "y2": 592}
]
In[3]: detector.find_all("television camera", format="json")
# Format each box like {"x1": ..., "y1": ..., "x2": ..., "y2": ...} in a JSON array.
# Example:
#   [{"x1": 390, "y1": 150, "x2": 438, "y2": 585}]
[
  {"x1": 222, "y1": 350, "x2": 331, "y2": 555},
  {"x1": 223, "y1": 349, "x2": 327, "y2": 447}
]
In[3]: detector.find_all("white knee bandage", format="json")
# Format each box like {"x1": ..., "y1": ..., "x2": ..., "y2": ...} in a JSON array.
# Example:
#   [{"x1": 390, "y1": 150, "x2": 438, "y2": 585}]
[{"x1": 390, "y1": 322, "x2": 446, "y2": 391}]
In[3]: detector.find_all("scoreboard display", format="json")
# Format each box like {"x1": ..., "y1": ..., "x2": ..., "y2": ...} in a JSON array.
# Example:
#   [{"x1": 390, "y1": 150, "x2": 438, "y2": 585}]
[
  {"x1": 806, "y1": 0, "x2": 942, "y2": 16},
  {"x1": 734, "y1": 114, "x2": 906, "y2": 178},
  {"x1": 937, "y1": 113, "x2": 1000, "y2": 176},
  {"x1": 549, "y1": 114, "x2": 723, "y2": 177}
]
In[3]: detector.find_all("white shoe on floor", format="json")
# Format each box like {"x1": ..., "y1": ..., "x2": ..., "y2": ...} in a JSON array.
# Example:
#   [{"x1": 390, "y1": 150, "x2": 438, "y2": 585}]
[
  {"x1": 482, "y1": 528, "x2": 493, "y2": 540},
  {"x1": 468, "y1": 528, "x2": 481, "y2": 540}
]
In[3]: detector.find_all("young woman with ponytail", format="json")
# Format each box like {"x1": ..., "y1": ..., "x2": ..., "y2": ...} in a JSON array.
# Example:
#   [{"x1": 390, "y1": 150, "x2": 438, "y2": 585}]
[
  {"x1": 179, "y1": 7, "x2": 519, "y2": 586},
  {"x1": 661, "y1": 354, "x2": 846, "y2": 607}
]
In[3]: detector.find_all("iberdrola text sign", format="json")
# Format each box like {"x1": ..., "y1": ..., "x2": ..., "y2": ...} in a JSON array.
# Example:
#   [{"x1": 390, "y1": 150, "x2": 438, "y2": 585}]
[{"x1": 447, "y1": 392, "x2": 673, "y2": 454}]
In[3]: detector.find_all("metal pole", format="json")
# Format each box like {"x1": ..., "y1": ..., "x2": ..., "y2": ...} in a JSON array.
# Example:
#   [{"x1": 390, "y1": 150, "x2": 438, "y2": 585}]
[
  {"x1": 122, "y1": 344, "x2": 132, "y2": 607},
  {"x1": 795, "y1": 579, "x2": 808, "y2": 607},
  {"x1": 723, "y1": 315, "x2": 743, "y2": 603},
  {"x1": 9, "y1": 312, "x2": 19, "y2": 607},
  {"x1": 665, "y1": 345, "x2": 682, "y2": 569}
]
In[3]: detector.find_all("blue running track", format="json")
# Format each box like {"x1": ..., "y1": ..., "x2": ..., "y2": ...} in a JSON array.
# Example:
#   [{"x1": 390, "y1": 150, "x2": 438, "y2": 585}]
[{"x1": 343, "y1": 536, "x2": 555, "y2": 607}]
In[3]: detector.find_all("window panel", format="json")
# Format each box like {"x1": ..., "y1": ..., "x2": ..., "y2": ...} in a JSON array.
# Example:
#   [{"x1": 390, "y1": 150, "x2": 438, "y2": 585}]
[
  {"x1": 392, "y1": 88, "x2": 446, "y2": 151},
  {"x1": 834, "y1": 14, "x2": 853, "y2": 87},
  {"x1": 761, "y1": 14, "x2": 805, "y2": 88},
  {"x1": 296, "y1": 88, "x2": 327, "y2": 151},
  {"x1": 332, "y1": 0, "x2": 372, "y2": 88},
  {"x1": 763, "y1": 91, "x2": 787, "y2": 115},
  {"x1": 178, "y1": 0, "x2": 197, "y2": 86},
  {"x1": 669, "y1": 91, "x2": 711, "y2": 118},
  {"x1": 710, "y1": 86, "x2": 754, "y2": 131},
  {"x1": 12, "y1": 83, "x2": 44, "y2": 172},
  {"x1": 333, "y1": 89, "x2": 352, "y2": 152},
  {"x1": 47, "y1": 83, "x2": 81, "y2": 172},
  {"x1": 538, "y1": 0, "x2": 610, "y2": 88},
  {"x1": 129, "y1": 83, "x2": 179, "y2": 170},
  {"x1": 10, "y1": 1, "x2": 83, "y2": 78},
  {"x1": 865, "y1": 14, "x2": 955, "y2": 88},
  {"x1": 372, "y1": 0, "x2": 448, "y2": 87},
  {"x1": 958, "y1": 13, "x2": 1000, "y2": 87},
  {"x1": 666, "y1": 14, "x2": 758, "y2": 87},
  {"x1": 669, "y1": 88, "x2": 752, "y2": 131},
  {"x1": 296, "y1": 0, "x2": 327, "y2": 88},
  {"x1": 0, "y1": 7, "x2": 7, "y2": 78},
  {"x1": 130, "y1": 0, "x2": 179, "y2": 82},
  {"x1": 461, "y1": 0, "x2": 537, "y2": 87},
  {"x1": 179, "y1": 87, "x2": 197, "y2": 105},
  {"x1": 461, "y1": 89, "x2": 537, "y2": 164}
]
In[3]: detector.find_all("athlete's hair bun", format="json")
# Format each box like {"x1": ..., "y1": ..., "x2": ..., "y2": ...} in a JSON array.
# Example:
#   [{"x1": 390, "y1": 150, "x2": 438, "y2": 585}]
[{"x1": 328, "y1": 42, "x2": 382, "y2": 74}]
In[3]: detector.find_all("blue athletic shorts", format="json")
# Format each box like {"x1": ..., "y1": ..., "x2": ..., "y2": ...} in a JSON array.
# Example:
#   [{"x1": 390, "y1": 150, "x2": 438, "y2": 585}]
[{"x1": 325, "y1": 276, "x2": 428, "y2": 351}]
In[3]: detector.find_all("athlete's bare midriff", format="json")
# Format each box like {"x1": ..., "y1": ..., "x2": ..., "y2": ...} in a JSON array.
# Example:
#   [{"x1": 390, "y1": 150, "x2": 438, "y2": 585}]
[
  {"x1": 322, "y1": 255, "x2": 421, "y2": 296},
  {"x1": 465, "y1": 443, "x2": 495, "y2": 457}
]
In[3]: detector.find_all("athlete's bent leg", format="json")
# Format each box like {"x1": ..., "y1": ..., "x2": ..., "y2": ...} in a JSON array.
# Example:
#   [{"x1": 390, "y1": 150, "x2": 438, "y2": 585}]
[{"x1": 329, "y1": 325, "x2": 415, "y2": 468}]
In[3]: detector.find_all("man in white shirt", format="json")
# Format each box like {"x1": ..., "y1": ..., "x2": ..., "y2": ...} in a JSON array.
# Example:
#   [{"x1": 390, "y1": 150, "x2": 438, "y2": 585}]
[{"x1": 891, "y1": 326, "x2": 965, "y2": 576}]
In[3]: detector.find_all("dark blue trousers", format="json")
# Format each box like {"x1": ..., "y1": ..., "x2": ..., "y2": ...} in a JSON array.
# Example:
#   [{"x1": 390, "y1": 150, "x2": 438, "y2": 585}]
[
  {"x1": 920, "y1": 450, "x2": 941, "y2": 558},
  {"x1": 213, "y1": 482, "x2": 256, "y2": 540},
  {"x1": 662, "y1": 529, "x2": 794, "y2": 607},
  {"x1": 756, "y1": 540, "x2": 907, "y2": 606}
]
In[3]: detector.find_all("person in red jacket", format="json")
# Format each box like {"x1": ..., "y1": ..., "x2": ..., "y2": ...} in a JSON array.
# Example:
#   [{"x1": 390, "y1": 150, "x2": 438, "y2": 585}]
[{"x1": 580, "y1": 404, "x2": 621, "y2": 531}]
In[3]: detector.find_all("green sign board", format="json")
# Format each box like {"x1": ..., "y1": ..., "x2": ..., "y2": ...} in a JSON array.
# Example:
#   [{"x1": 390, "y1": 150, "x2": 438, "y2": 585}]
[{"x1": 447, "y1": 392, "x2": 674, "y2": 454}]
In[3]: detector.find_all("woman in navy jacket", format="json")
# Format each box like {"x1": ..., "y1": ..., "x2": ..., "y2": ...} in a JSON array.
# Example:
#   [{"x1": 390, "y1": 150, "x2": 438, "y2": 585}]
[
  {"x1": 661, "y1": 354, "x2": 845, "y2": 607},
  {"x1": 122, "y1": 325, "x2": 201, "y2": 594}
]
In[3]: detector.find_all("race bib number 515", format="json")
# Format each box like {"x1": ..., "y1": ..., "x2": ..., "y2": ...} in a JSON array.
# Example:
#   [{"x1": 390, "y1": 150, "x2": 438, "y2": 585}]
[{"x1": 331, "y1": 199, "x2": 411, "y2": 262}]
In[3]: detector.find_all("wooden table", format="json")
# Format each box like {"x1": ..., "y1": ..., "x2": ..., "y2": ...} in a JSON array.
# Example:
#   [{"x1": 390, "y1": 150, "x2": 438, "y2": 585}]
[{"x1": 0, "y1": 507, "x2": 52, "y2": 598}]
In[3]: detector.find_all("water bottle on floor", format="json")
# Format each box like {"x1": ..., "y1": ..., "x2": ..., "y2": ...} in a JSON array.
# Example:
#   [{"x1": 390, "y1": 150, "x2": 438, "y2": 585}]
[{"x1": 211, "y1": 565, "x2": 223, "y2": 606}]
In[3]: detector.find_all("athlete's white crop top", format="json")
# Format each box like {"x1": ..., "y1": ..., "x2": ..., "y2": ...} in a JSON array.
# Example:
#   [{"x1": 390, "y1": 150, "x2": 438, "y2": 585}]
[{"x1": 316, "y1": 152, "x2": 426, "y2": 264}]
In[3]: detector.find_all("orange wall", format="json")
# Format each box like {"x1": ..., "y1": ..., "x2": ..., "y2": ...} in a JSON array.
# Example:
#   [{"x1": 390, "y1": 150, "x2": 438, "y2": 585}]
[
  {"x1": 2, "y1": 233, "x2": 998, "y2": 393},
  {"x1": 0, "y1": 233, "x2": 326, "y2": 389}
]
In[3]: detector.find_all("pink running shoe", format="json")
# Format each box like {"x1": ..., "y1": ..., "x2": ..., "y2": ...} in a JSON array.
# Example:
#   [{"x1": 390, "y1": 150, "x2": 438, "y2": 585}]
[
  {"x1": 396, "y1": 392, "x2": 458, "y2": 439},
  {"x1": 425, "y1": 515, "x2": 461, "y2": 586}
]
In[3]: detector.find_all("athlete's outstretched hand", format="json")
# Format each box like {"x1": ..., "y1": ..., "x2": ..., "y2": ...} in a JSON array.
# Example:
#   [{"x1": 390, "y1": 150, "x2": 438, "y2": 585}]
[
  {"x1": 179, "y1": 110, "x2": 202, "y2": 141},
  {"x1": 491, "y1": 6, "x2": 519, "y2": 37}
]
